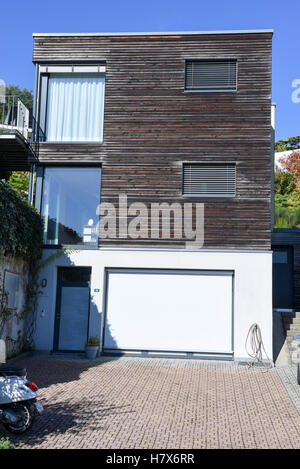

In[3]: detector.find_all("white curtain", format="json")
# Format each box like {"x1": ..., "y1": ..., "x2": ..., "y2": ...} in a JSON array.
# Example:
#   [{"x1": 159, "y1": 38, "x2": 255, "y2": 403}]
[{"x1": 46, "y1": 74, "x2": 105, "y2": 142}]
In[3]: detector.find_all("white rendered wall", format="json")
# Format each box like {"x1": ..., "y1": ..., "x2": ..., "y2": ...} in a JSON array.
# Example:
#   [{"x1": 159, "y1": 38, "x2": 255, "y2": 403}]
[{"x1": 34, "y1": 248, "x2": 273, "y2": 362}]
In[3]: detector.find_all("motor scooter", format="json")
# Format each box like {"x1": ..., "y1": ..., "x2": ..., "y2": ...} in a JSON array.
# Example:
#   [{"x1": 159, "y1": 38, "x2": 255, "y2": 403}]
[{"x1": 0, "y1": 340, "x2": 43, "y2": 434}]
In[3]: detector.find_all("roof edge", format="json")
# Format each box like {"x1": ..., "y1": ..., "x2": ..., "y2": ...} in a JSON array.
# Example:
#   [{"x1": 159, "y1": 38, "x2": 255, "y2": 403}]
[{"x1": 32, "y1": 29, "x2": 274, "y2": 38}]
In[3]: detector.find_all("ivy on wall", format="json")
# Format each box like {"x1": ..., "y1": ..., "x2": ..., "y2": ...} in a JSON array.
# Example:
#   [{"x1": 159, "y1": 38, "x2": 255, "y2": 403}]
[
  {"x1": 0, "y1": 180, "x2": 43, "y2": 262},
  {"x1": 0, "y1": 180, "x2": 43, "y2": 353},
  {"x1": 0, "y1": 181, "x2": 75, "y2": 354}
]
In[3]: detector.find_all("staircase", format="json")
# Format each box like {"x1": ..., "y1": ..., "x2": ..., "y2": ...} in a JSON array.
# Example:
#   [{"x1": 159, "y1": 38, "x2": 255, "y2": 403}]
[{"x1": 282, "y1": 311, "x2": 300, "y2": 365}]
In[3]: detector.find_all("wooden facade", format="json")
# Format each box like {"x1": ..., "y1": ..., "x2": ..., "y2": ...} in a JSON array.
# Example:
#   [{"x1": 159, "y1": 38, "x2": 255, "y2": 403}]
[
  {"x1": 272, "y1": 229, "x2": 300, "y2": 311},
  {"x1": 32, "y1": 31, "x2": 273, "y2": 250}
]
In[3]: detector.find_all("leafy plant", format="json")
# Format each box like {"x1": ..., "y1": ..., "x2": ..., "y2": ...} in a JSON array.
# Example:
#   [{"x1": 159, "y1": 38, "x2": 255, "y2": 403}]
[
  {"x1": 0, "y1": 180, "x2": 43, "y2": 262},
  {"x1": 274, "y1": 204, "x2": 300, "y2": 229},
  {"x1": 279, "y1": 150, "x2": 300, "y2": 187},
  {"x1": 2, "y1": 84, "x2": 33, "y2": 113},
  {"x1": 7, "y1": 172, "x2": 30, "y2": 200},
  {"x1": 275, "y1": 136, "x2": 300, "y2": 152},
  {"x1": 86, "y1": 336, "x2": 100, "y2": 346},
  {"x1": 274, "y1": 148, "x2": 300, "y2": 228},
  {"x1": 275, "y1": 170, "x2": 295, "y2": 196},
  {"x1": 0, "y1": 180, "x2": 43, "y2": 349},
  {"x1": 0, "y1": 437, "x2": 12, "y2": 450}
]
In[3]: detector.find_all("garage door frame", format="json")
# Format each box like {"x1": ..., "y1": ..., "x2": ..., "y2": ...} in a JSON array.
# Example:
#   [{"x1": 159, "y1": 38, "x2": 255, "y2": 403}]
[{"x1": 101, "y1": 268, "x2": 234, "y2": 360}]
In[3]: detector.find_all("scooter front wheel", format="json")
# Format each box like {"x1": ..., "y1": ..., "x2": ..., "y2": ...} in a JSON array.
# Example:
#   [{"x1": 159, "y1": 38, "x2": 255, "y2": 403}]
[{"x1": 3, "y1": 402, "x2": 35, "y2": 434}]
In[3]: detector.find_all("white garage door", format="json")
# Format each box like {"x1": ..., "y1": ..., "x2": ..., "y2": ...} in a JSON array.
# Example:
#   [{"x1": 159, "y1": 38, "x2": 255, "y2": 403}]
[{"x1": 103, "y1": 269, "x2": 233, "y2": 358}]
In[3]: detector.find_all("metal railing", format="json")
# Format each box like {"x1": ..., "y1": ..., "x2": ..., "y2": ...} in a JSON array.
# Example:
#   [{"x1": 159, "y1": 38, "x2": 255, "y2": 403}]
[
  {"x1": 29, "y1": 115, "x2": 46, "y2": 163},
  {"x1": 31, "y1": 114, "x2": 46, "y2": 143},
  {"x1": 0, "y1": 95, "x2": 31, "y2": 139},
  {"x1": 0, "y1": 95, "x2": 46, "y2": 164}
]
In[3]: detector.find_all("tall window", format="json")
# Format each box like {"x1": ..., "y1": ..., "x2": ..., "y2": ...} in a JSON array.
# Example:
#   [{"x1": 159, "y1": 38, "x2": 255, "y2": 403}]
[
  {"x1": 38, "y1": 67, "x2": 105, "y2": 142},
  {"x1": 41, "y1": 167, "x2": 101, "y2": 245}
]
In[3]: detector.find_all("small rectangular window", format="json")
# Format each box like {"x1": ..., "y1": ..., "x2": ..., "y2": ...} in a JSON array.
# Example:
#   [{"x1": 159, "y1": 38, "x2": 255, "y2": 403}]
[
  {"x1": 185, "y1": 59, "x2": 237, "y2": 92},
  {"x1": 4, "y1": 272, "x2": 20, "y2": 309},
  {"x1": 183, "y1": 163, "x2": 236, "y2": 197}
]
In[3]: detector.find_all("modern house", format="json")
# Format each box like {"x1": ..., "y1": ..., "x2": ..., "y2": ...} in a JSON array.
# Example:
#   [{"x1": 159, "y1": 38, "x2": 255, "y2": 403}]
[{"x1": 2, "y1": 30, "x2": 276, "y2": 361}]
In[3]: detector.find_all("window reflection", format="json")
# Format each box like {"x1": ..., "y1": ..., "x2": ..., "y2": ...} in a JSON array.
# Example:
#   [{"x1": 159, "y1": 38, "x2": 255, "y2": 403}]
[{"x1": 41, "y1": 167, "x2": 101, "y2": 245}]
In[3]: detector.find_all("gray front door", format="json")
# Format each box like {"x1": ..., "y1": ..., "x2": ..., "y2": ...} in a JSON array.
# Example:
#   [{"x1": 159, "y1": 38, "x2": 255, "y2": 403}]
[{"x1": 54, "y1": 267, "x2": 91, "y2": 352}]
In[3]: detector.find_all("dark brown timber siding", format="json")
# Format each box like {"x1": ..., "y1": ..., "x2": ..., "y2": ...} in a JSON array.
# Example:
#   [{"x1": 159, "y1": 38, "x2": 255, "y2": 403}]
[
  {"x1": 272, "y1": 229, "x2": 300, "y2": 311},
  {"x1": 33, "y1": 32, "x2": 273, "y2": 249}
]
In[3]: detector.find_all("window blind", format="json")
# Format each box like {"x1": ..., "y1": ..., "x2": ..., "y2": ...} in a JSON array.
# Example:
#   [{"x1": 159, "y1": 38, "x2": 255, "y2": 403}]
[
  {"x1": 183, "y1": 163, "x2": 236, "y2": 197},
  {"x1": 185, "y1": 60, "x2": 237, "y2": 91}
]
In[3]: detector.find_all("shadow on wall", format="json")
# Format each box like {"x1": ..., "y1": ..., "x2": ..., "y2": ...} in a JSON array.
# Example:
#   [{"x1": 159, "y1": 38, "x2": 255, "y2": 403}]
[
  {"x1": 37, "y1": 250, "x2": 120, "y2": 351},
  {"x1": 273, "y1": 310, "x2": 289, "y2": 365},
  {"x1": 23, "y1": 251, "x2": 122, "y2": 386}
]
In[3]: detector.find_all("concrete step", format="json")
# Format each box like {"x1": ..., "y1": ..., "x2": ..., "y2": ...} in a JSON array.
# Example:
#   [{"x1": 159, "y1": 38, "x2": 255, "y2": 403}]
[
  {"x1": 285, "y1": 327, "x2": 300, "y2": 335},
  {"x1": 282, "y1": 311, "x2": 300, "y2": 319},
  {"x1": 286, "y1": 339, "x2": 300, "y2": 347},
  {"x1": 284, "y1": 317, "x2": 300, "y2": 323},
  {"x1": 286, "y1": 333, "x2": 299, "y2": 342},
  {"x1": 286, "y1": 334, "x2": 300, "y2": 340},
  {"x1": 280, "y1": 312, "x2": 300, "y2": 364},
  {"x1": 285, "y1": 324, "x2": 300, "y2": 333},
  {"x1": 286, "y1": 324, "x2": 300, "y2": 334},
  {"x1": 284, "y1": 318, "x2": 300, "y2": 326}
]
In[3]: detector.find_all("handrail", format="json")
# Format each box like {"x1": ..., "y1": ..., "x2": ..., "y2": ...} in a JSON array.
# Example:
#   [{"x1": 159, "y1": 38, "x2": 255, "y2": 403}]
[
  {"x1": 0, "y1": 96, "x2": 44, "y2": 163},
  {"x1": 0, "y1": 95, "x2": 31, "y2": 139}
]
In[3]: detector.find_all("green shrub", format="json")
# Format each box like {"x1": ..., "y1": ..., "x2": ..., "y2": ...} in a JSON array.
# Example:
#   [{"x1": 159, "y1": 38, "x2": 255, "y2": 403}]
[
  {"x1": 0, "y1": 180, "x2": 43, "y2": 262},
  {"x1": 86, "y1": 336, "x2": 100, "y2": 346},
  {"x1": 274, "y1": 204, "x2": 300, "y2": 228},
  {"x1": 0, "y1": 437, "x2": 12, "y2": 449},
  {"x1": 275, "y1": 170, "x2": 295, "y2": 195}
]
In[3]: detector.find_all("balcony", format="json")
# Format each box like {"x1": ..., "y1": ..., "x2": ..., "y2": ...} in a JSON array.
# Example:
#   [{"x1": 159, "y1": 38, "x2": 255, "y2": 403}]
[{"x1": 0, "y1": 95, "x2": 38, "y2": 171}]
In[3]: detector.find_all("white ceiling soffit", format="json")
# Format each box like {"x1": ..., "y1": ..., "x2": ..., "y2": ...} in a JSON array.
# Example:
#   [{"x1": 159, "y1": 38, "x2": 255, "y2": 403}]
[{"x1": 32, "y1": 29, "x2": 274, "y2": 37}]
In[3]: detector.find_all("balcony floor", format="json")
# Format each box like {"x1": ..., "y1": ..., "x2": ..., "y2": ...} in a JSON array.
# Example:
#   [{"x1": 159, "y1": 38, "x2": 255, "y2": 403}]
[{"x1": 0, "y1": 132, "x2": 33, "y2": 171}]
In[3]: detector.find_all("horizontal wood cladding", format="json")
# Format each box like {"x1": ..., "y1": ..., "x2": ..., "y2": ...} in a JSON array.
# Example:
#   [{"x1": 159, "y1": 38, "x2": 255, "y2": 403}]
[{"x1": 33, "y1": 32, "x2": 272, "y2": 250}]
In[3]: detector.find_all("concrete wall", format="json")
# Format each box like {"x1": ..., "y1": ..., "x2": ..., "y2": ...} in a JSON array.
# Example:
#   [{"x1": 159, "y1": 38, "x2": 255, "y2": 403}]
[
  {"x1": 0, "y1": 256, "x2": 29, "y2": 358},
  {"x1": 34, "y1": 248, "x2": 273, "y2": 362}
]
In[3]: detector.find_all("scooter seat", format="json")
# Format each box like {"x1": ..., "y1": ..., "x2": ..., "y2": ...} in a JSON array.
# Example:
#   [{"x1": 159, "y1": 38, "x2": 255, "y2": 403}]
[{"x1": 0, "y1": 367, "x2": 26, "y2": 377}]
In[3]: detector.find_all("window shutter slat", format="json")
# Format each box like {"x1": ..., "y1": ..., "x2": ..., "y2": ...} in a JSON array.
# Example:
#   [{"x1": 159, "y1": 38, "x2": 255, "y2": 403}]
[
  {"x1": 185, "y1": 60, "x2": 237, "y2": 91},
  {"x1": 183, "y1": 164, "x2": 236, "y2": 197}
]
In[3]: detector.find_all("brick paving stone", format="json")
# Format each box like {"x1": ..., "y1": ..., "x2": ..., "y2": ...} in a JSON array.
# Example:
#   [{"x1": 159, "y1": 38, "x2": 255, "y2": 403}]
[
  {"x1": 0, "y1": 355, "x2": 300, "y2": 449},
  {"x1": 276, "y1": 365, "x2": 300, "y2": 414}
]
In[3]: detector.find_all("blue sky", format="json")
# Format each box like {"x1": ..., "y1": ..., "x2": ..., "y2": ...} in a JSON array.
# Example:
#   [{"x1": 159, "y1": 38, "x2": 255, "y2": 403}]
[{"x1": 0, "y1": 0, "x2": 299, "y2": 141}]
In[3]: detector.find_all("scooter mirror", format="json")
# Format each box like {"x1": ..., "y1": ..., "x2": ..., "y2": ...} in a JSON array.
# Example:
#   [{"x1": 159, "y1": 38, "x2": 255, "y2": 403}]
[{"x1": 0, "y1": 339, "x2": 6, "y2": 363}]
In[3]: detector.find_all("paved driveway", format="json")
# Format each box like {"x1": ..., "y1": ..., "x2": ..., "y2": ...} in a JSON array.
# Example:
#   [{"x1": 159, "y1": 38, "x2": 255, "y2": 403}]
[{"x1": 1, "y1": 355, "x2": 300, "y2": 449}]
